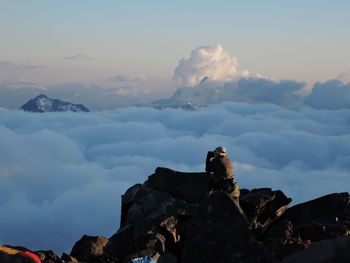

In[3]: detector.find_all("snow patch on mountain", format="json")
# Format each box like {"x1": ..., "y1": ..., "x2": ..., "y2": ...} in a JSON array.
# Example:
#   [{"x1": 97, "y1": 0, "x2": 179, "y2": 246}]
[{"x1": 19, "y1": 94, "x2": 89, "y2": 112}]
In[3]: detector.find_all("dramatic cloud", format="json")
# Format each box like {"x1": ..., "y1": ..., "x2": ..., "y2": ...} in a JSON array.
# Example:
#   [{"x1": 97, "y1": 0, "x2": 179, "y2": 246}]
[
  {"x1": 171, "y1": 44, "x2": 304, "y2": 108},
  {"x1": 0, "y1": 103, "x2": 349, "y2": 254},
  {"x1": 174, "y1": 44, "x2": 239, "y2": 86},
  {"x1": 303, "y1": 80, "x2": 350, "y2": 110}
]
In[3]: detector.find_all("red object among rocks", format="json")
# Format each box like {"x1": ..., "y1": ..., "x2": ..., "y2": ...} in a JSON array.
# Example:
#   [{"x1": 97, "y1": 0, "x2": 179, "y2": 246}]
[{"x1": 19, "y1": 251, "x2": 41, "y2": 263}]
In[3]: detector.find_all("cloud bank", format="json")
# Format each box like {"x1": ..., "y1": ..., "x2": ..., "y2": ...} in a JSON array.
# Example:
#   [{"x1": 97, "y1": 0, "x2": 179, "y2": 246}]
[
  {"x1": 0, "y1": 103, "x2": 349, "y2": 254},
  {"x1": 162, "y1": 77, "x2": 305, "y2": 108},
  {"x1": 303, "y1": 80, "x2": 350, "y2": 110},
  {"x1": 174, "y1": 44, "x2": 239, "y2": 86}
]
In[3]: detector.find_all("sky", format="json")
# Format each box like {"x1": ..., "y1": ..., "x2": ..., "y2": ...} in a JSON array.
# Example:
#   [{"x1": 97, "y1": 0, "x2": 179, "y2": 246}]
[{"x1": 1, "y1": 0, "x2": 350, "y2": 87}]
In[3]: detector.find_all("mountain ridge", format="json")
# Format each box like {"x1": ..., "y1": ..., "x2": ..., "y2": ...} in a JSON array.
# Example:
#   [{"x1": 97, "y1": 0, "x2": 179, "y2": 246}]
[{"x1": 19, "y1": 94, "x2": 89, "y2": 112}]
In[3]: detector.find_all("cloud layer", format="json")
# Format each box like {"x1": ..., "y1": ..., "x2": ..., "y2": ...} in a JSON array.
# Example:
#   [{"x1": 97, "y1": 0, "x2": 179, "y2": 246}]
[
  {"x1": 303, "y1": 80, "x2": 350, "y2": 110},
  {"x1": 161, "y1": 77, "x2": 305, "y2": 108},
  {"x1": 174, "y1": 44, "x2": 239, "y2": 86},
  {"x1": 1, "y1": 103, "x2": 349, "y2": 254}
]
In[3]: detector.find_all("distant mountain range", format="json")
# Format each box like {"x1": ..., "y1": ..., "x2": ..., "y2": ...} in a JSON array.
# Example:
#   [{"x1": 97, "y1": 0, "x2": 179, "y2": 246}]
[
  {"x1": 20, "y1": 94, "x2": 89, "y2": 112},
  {"x1": 150, "y1": 77, "x2": 304, "y2": 110},
  {"x1": 150, "y1": 80, "x2": 222, "y2": 110}
]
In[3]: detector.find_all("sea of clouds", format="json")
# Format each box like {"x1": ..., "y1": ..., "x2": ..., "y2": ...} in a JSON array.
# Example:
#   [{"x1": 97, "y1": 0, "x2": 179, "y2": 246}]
[
  {"x1": 1, "y1": 103, "x2": 350, "y2": 254},
  {"x1": 1, "y1": 43, "x2": 350, "y2": 254}
]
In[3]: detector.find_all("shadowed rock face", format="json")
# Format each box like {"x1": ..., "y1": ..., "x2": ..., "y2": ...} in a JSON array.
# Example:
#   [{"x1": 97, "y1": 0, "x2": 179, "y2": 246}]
[
  {"x1": 104, "y1": 168, "x2": 349, "y2": 263},
  {"x1": 70, "y1": 235, "x2": 109, "y2": 262},
  {"x1": 280, "y1": 236, "x2": 350, "y2": 263},
  {"x1": 240, "y1": 188, "x2": 292, "y2": 235},
  {"x1": 268, "y1": 193, "x2": 350, "y2": 242},
  {"x1": 181, "y1": 192, "x2": 256, "y2": 263},
  {"x1": 3, "y1": 167, "x2": 350, "y2": 263}
]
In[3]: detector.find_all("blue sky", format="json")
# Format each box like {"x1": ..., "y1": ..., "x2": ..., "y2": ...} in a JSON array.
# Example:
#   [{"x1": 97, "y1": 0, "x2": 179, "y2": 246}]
[{"x1": 1, "y1": 0, "x2": 349, "y2": 84}]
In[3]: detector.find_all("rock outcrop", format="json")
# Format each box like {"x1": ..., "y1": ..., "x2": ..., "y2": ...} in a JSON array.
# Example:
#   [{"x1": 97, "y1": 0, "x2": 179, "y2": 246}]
[
  {"x1": 103, "y1": 167, "x2": 349, "y2": 263},
  {"x1": 70, "y1": 235, "x2": 109, "y2": 262},
  {"x1": 2, "y1": 167, "x2": 349, "y2": 263}
]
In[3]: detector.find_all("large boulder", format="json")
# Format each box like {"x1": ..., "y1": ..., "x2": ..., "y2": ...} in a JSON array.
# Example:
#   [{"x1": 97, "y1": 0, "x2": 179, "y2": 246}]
[
  {"x1": 258, "y1": 220, "x2": 311, "y2": 262},
  {"x1": 70, "y1": 235, "x2": 109, "y2": 262},
  {"x1": 280, "y1": 236, "x2": 350, "y2": 263},
  {"x1": 257, "y1": 193, "x2": 350, "y2": 262},
  {"x1": 182, "y1": 192, "x2": 256, "y2": 263},
  {"x1": 104, "y1": 225, "x2": 166, "y2": 263},
  {"x1": 120, "y1": 183, "x2": 143, "y2": 227},
  {"x1": 240, "y1": 188, "x2": 292, "y2": 235},
  {"x1": 271, "y1": 193, "x2": 350, "y2": 242},
  {"x1": 105, "y1": 191, "x2": 196, "y2": 262},
  {"x1": 148, "y1": 167, "x2": 210, "y2": 203}
]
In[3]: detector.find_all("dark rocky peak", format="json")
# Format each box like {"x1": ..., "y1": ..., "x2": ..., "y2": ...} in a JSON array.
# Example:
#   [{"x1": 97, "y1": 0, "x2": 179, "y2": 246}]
[
  {"x1": 199, "y1": 76, "x2": 209, "y2": 84},
  {"x1": 19, "y1": 94, "x2": 89, "y2": 113},
  {"x1": 34, "y1": 94, "x2": 48, "y2": 99},
  {"x1": 2, "y1": 167, "x2": 349, "y2": 263}
]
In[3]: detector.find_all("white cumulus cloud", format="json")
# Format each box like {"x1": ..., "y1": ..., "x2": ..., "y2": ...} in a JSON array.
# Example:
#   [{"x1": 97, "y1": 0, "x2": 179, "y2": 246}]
[{"x1": 174, "y1": 44, "x2": 239, "y2": 86}]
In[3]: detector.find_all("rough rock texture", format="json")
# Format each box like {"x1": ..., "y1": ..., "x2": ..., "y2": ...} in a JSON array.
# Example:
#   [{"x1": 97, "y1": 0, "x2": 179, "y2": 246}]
[
  {"x1": 35, "y1": 250, "x2": 59, "y2": 263},
  {"x1": 105, "y1": 167, "x2": 349, "y2": 263},
  {"x1": 280, "y1": 236, "x2": 350, "y2": 263},
  {"x1": 240, "y1": 188, "x2": 292, "y2": 235},
  {"x1": 2, "y1": 167, "x2": 350, "y2": 263},
  {"x1": 61, "y1": 253, "x2": 78, "y2": 262},
  {"x1": 273, "y1": 193, "x2": 350, "y2": 242},
  {"x1": 181, "y1": 192, "x2": 256, "y2": 263},
  {"x1": 70, "y1": 235, "x2": 109, "y2": 262}
]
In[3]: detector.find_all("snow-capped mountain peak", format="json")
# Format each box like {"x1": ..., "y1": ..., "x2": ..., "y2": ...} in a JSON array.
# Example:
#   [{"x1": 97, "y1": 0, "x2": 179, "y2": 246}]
[{"x1": 19, "y1": 94, "x2": 89, "y2": 112}]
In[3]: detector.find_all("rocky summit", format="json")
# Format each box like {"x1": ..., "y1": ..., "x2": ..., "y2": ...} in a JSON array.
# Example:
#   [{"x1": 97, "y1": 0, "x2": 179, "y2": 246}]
[
  {"x1": 1, "y1": 167, "x2": 349, "y2": 263},
  {"x1": 19, "y1": 94, "x2": 89, "y2": 112}
]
